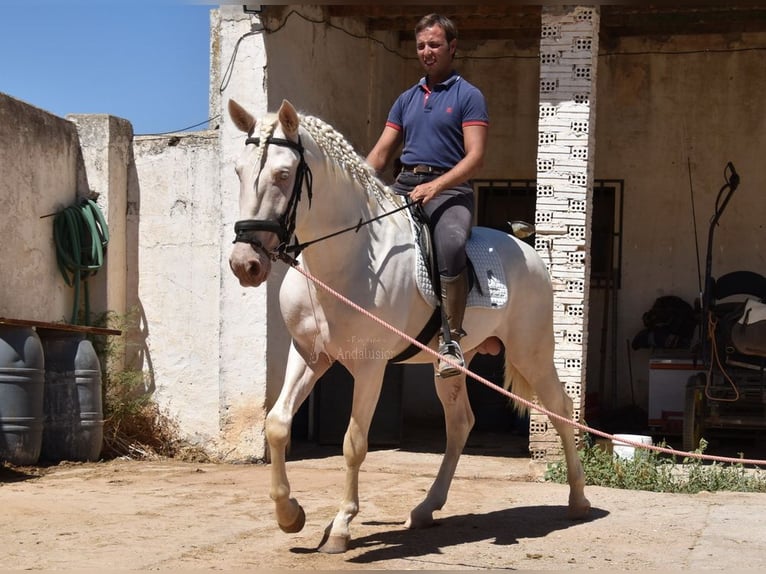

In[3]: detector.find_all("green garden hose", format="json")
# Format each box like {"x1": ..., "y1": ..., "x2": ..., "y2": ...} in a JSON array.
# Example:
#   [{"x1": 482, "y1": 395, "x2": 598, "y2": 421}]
[{"x1": 52, "y1": 199, "x2": 109, "y2": 325}]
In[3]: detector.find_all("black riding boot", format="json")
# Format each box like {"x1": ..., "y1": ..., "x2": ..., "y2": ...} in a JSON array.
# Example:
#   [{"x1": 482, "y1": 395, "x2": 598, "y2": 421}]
[{"x1": 437, "y1": 270, "x2": 469, "y2": 378}]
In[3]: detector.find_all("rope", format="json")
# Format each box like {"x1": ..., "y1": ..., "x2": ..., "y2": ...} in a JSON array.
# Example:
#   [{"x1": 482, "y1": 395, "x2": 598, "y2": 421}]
[
  {"x1": 285, "y1": 259, "x2": 766, "y2": 467},
  {"x1": 52, "y1": 199, "x2": 109, "y2": 325}
]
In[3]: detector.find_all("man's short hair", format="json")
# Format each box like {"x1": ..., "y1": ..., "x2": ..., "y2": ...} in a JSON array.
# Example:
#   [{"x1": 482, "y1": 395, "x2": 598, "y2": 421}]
[{"x1": 415, "y1": 13, "x2": 457, "y2": 43}]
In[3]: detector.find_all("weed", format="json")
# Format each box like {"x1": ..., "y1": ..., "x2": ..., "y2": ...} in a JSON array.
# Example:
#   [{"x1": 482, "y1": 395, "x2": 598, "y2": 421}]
[
  {"x1": 545, "y1": 436, "x2": 766, "y2": 493},
  {"x1": 100, "y1": 367, "x2": 181, "y2": 459}
]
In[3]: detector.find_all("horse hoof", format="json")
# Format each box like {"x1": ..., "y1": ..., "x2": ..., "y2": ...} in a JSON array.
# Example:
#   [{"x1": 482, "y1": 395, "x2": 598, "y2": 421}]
[
  {"x1": 278, "y1": 504, "x2": 306, "y2": 533},
  {"x1": 318, "y1": 534, "x2": 350, "y2": 554},
  {"x1": 567, "y1": 497, "x2": 592, "y2": 520},
  {"x1": 405, "y1": 509, "x2": 434, "y2": 529}
]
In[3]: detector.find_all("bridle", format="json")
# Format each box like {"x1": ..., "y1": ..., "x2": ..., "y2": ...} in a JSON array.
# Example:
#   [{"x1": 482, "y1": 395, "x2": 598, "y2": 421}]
[
  {"x1": 232, "y1": 129, "x2": 413, "y2": 264},
  {"x1": 232, "y1": 134, "x2": 313, "y2": 262}
]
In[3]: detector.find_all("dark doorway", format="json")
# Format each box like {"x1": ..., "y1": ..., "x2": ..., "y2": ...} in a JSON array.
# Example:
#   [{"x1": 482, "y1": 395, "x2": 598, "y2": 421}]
[
  {"x1": 474, "y1": 178, "x2": 624, "y2": 287},
  {"x1": 474, "y1": 177, "x2": 625, "y2": 428}
]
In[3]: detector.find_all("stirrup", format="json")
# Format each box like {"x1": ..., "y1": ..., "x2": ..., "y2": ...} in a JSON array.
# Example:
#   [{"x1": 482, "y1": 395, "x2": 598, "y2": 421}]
[{"x1": 437, "y1": 340, "x2": 465, "y2": 378}]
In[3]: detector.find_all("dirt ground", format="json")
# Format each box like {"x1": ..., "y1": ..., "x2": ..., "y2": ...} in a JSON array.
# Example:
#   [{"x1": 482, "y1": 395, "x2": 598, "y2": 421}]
[{"x1": 2, "y1": 434, "x2": 766, "y2": 571}]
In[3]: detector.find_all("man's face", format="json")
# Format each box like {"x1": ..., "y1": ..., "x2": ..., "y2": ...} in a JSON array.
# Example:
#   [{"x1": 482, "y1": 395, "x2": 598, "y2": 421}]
[{"x1": 416, "y1": 24, "x2": 455, "y2": 80}]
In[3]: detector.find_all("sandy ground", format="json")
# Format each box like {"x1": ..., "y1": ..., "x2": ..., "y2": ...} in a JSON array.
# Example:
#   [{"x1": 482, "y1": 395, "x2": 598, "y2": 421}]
[{"x1": 2, "y1": 435, "x2": 766, "y2": 571}]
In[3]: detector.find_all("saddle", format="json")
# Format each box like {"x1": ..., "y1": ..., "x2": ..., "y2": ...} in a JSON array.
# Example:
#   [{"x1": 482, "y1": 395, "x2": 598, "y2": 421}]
[
  {"x1": 387, "y1": 204, "x2": 510, "y2": 364},
  {"x1": 709, "y1": 270, "x2": 766, "y2": 366},
  {"x1": 408, "y1": 203, "x2": 509, "y2": 310},
  {"x1": 722, "y1": 298, "x2": 766, "y2": 357}
]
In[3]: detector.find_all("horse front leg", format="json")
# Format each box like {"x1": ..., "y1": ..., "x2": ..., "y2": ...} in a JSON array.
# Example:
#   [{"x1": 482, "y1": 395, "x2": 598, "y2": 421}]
[
  {"x1": 317, "y1": 361, "x2": 387, "y2": 554},
  {"x1": 266, "y1": 343, "x2": 330, "y2": 534},
  {"x1": 406, "y1": 361, "x2": 475, "y2": 529}
]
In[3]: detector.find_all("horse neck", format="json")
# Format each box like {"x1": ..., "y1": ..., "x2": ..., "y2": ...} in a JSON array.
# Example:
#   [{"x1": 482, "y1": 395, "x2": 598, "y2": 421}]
[
  {"x1": 303, "y1": 157, "x2": 373, "y2": 232},
  {"x1": 294, "y1": 127, "x2": 410, "y2": 278}
]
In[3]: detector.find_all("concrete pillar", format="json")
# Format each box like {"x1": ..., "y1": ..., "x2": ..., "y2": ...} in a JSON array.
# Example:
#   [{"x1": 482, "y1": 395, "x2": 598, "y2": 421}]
[
  {"x1": 213, "y1": 7, "x2": 276, "y2": 461},
  {"x1": 531, "y1": 6, "x2": 600, "y2": 459},
  {"x1": 68, "y1": 114, "x2": 133, "y2": 370}
]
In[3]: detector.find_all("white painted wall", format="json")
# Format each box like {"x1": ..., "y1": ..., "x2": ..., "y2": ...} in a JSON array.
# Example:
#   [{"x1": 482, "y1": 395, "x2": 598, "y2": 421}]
[
  {"x1": 68, "y1": 114, "x2": 133, "y2": 371},
  {"x1": 130, "y1": 131, "x2": 223, "y2": 449},
  {"x1": 215, "y1": 7, "x2": 280, "y2": 459}
]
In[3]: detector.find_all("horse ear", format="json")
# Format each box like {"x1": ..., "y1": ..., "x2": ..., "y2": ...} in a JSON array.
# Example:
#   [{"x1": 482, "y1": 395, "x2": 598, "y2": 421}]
[
  {"x1": 277, "y1": 99, "x2": 300, "y2": 138},
  {"x1": 228, "y1": 99, "x2": 256, "y2": 135}
]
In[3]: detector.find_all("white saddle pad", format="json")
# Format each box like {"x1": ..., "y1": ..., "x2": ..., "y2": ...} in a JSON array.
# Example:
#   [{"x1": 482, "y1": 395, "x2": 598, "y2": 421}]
[{"x1": 411, "y1": 219, "x2": 508, "y2": 310}]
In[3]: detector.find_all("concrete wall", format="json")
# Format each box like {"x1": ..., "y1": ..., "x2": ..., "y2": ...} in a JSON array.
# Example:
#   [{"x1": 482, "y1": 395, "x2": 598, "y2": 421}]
[
  {"x1": 130, "y1": 131, "x2": 223, "y2": 448},
  {"x1": 67, "y1": 114, "x2": 134, "y2": 372},
  {"x1": 0, "y1": 91, "x2": 228, "y2": 454},
  {"x1": 0, "y1": 95, "x2": 136, "y2": 340},
  {"x1": 0, "y1": 94, "x2": 92, "y2": 323},
  {"x1": 213, "y1": 8, "x2": 274, "y2": 460},
  {"x1": 260, "y1": 6, "x2": 404, "y2": 157},
  {"x1": 593, "y1": 32, "x2": 766, "y2": 410},
  {"x1": 0, "y1": 90, "x2": 254, "y2": 460}
]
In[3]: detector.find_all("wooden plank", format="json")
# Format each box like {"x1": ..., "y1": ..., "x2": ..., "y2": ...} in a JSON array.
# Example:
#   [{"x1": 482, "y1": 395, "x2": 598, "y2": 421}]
[{"x1": 0, "y1": 317, "x2": 122, "y2": 337}]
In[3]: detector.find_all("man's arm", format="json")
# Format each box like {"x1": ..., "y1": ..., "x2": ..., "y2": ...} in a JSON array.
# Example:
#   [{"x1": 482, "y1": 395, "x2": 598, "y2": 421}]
[{"x1": 366, "y1": 125, "x2": 402, "y2": 174}]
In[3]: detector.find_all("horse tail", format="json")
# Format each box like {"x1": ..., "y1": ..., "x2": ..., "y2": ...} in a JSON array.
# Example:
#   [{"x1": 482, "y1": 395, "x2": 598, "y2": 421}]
[{"x1": 502, "y1": 356, "x2": 535, "y2": 416}]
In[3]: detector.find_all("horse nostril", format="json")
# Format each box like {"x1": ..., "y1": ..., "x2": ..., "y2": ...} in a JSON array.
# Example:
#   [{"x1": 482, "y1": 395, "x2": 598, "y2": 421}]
[{"x1": 248, "y1": 261, "x2": 261, "y2": 278}]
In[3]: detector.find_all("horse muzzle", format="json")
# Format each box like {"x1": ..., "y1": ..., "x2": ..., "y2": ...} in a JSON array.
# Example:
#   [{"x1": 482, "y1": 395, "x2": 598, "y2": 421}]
[{"x1": 229, "y1": 241, "x2": 272, "y2": 287}]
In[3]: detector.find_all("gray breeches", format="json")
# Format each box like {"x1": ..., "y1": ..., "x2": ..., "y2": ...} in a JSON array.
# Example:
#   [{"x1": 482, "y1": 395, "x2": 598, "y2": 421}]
[{"x1": 392, "y1": 175, "x2": 474, "y2": 277}]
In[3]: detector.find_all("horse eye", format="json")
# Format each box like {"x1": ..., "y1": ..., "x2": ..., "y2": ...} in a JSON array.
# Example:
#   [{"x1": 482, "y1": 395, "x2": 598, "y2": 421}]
[{"x1": 278, "y1": 170, "x2": 290, "y2": 181}]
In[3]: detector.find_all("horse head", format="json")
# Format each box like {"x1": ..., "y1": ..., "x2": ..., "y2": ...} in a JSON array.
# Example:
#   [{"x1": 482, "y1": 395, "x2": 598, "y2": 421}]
[{"x1": 228, "y1": 99, "x2": 307, "y2": 287}]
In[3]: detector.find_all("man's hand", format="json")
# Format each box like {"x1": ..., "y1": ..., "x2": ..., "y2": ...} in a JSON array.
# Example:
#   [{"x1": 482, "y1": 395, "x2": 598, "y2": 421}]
[{"x1": 409, "y1": 180, "x2": 443, "y2": 204}]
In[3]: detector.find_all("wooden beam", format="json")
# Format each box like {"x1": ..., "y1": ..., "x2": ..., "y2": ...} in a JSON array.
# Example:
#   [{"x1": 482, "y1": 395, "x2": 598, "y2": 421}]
[{"x1": 319, "y1": 4, "x2": 766, "y2": 39}]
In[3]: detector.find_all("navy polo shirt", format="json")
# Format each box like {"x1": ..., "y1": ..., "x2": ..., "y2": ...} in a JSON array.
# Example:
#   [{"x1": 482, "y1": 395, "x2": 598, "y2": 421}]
[{"x1": 386, "y1": 71, "x2": 488, "y2": 171}]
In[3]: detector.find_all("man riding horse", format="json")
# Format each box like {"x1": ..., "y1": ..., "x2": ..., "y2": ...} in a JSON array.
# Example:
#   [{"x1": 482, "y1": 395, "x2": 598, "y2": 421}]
[{"x1": 366, "y1": 13, "x2": 489, "y2": 378}]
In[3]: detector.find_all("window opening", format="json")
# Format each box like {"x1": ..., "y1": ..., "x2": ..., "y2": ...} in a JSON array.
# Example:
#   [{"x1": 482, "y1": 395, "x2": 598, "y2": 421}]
[{"x1": 474, "y1": 179, "x2": 624, "y2": 288}]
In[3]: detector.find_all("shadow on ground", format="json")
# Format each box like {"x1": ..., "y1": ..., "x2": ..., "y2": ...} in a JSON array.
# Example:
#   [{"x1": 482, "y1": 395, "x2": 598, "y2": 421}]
[{"x1": 288, "y1": 504, "x2": 609, "y2": 565}]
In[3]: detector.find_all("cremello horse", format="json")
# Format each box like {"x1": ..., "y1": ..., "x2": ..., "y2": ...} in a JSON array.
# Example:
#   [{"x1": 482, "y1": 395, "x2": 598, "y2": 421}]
[{"x1": 228, "y1": 99, "x2": 590, "y2": 553}]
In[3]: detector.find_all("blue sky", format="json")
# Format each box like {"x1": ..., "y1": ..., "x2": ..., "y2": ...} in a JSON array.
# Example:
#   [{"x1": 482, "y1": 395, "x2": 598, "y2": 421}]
[{"x1": 1, "y1": 1, "x2": 216, "y2": 135}]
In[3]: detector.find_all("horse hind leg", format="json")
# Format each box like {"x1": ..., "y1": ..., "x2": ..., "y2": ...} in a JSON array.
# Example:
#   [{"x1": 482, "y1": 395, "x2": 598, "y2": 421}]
[
  {"x1": 510, "y1": 359, "x2": 590, "y2": 519},
  {"x1": 406, "y1": 358, "x2": 475, "y2": 529},
  {"x1": 546, "y1": 391, "x2": 591, "y2": 519}
]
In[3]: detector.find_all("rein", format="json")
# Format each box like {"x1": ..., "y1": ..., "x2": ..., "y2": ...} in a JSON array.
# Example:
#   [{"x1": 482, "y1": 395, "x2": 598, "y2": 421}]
[
  {"x1": 286, "y1": 202, "x2": 412, "y2": 259},
  {"x1": 233, "y1": 133, "x2": 412, "y2": 263}
]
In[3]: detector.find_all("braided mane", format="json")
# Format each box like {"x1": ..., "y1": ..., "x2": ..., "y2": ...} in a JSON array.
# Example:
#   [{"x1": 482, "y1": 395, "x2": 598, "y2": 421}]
[{"x1": 263, "y1": 113, "x2": 402, "y2": 211}]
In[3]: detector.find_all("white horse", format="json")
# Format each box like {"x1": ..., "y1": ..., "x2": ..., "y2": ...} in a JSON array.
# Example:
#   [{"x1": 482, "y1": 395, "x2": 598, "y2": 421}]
[{"x1": 228, "y1": 99, "x2": 590, "y2": 554}]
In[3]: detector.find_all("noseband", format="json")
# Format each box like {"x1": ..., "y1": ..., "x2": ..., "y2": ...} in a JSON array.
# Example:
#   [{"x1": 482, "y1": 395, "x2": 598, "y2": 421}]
[{"x1": 232, "y1": 134, "x2": 313, "y2": 261}]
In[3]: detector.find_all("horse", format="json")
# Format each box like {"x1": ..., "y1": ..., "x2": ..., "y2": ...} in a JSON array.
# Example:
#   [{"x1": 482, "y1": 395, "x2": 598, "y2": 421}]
[{"x1": 227, "y1": 98, "x2": 590, "y2": 554}]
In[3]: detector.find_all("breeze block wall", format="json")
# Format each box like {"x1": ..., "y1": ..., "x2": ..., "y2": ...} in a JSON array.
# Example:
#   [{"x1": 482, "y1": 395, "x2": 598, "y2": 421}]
[{"x1": 530, "y1": 6, "x2": 600, "y2": 460}]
